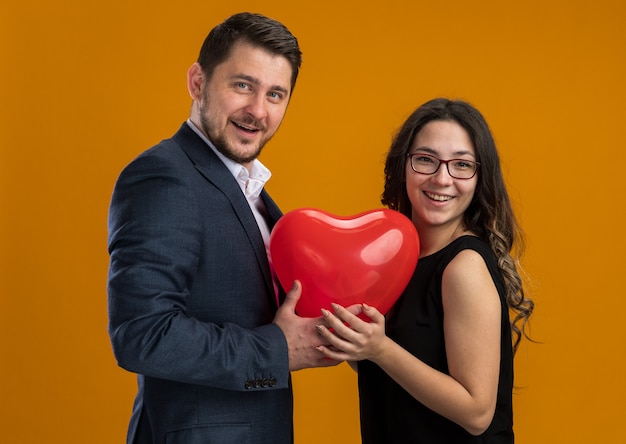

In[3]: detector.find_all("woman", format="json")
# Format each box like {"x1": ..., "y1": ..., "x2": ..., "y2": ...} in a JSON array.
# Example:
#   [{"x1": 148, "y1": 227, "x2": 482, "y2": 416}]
[{"x1": 316, "y1": 98, "x2": 533, "y2": 443}]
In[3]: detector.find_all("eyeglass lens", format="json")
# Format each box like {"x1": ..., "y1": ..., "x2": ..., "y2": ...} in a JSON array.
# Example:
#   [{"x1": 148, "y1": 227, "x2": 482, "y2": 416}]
[{"x1": 410, "y1": 154, "x2": 477, "y2": 179}]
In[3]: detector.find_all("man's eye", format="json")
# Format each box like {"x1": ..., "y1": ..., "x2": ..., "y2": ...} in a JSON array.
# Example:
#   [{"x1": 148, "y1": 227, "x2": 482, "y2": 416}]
[{"x1": 269, "y1": 91, "x2": 283, "y2": 100}]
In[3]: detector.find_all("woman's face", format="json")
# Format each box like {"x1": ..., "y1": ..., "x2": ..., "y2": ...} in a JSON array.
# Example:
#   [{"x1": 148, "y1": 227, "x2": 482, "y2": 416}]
[{"x1": 405, "y1": 120, "x2": 478, "y2": 233}]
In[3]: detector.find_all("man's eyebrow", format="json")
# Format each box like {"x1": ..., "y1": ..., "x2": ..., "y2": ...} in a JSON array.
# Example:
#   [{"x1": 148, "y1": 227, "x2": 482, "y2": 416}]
[{"x1": 232, "y1": 73, "x2": 259, "y2": 85}]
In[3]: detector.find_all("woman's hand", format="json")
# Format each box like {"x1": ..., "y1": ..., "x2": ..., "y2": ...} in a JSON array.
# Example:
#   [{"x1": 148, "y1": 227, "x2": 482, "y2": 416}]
[{"x1": 315, "y1": 303, "x2": 389, "y2": 363}]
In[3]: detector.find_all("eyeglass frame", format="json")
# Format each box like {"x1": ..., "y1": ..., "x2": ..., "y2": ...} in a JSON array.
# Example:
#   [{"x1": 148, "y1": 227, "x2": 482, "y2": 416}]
[{"x1": 406, "y1": 152, "x2": 480, "y2": 180}]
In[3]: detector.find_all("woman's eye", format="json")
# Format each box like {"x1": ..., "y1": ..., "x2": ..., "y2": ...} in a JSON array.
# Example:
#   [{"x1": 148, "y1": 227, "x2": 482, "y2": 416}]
[
  {"x1": 416, "y1": 156, "x2": 434, "y2": 164},
  {"x1": 454, "y1": 160, "x2": 472, "y2": 169}
]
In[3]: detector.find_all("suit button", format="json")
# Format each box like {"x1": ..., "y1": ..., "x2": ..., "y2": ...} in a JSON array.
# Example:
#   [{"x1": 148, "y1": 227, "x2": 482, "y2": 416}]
[
  {"x1": 245, "y1": 380, "x2": 253, "y2": 389},
  {"x1": 253, "y1": 378, "x2": 261, "y2": 388},
  {"x1": 261, "y1": 378, "x2": 270, "y2": 387},
  {"x1": 269, "y1": 378, "x2": 277, "y2": 387}
]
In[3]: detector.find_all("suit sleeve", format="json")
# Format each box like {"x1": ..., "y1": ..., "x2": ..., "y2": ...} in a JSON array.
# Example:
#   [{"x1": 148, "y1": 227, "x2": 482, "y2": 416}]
[{"x1": 106, "y1": 151, "x2": 290, "y2": 391}]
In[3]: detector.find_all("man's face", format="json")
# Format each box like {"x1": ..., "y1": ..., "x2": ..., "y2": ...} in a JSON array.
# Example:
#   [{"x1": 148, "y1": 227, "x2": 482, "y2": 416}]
[{"x1": 193, "y1": 40, "x2": 293, "y2": 166}]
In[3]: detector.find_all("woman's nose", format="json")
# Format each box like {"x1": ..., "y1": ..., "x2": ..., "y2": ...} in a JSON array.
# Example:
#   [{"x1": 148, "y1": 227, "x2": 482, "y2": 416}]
[{"x1": 431, "y1": 162, "x2": 454, "y2": 184}]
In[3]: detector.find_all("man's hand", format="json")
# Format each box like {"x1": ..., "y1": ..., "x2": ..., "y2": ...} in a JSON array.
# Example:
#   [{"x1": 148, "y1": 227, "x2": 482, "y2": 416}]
[{"x1": 273, "y1": 281, "x2": 340, "y2": 371}]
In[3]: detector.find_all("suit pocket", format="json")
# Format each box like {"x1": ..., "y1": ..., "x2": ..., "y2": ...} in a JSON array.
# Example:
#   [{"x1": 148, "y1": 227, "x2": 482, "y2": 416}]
[{"x1": 166, "y1": 423, "x2": 251, "y2": 444}]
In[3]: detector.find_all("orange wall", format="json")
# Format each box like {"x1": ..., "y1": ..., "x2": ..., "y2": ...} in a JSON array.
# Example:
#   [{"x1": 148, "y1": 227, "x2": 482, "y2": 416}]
[{"x1": 2, "y1": 0, "x2": 625, "y2": 442}]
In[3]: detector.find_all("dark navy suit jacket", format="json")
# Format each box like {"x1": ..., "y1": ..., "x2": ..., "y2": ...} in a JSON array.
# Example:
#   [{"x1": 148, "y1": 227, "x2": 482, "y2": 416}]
[{"x1": 107, "y1": 123, "x2": 292, "y2": 444}]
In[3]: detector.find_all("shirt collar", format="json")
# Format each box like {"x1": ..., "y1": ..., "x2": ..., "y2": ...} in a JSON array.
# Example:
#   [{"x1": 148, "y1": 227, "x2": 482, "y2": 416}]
[{"x1": 186, "y1": 119, "x2": 271, "y2": 200}]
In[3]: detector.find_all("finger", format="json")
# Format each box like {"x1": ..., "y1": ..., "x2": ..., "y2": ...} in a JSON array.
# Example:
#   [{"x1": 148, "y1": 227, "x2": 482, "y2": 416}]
[
  {"x1": 361, "y1": 303, "x2": 385, "y2": 324},
  {"x1": 330, "y1": 303, "x2": 369, "y2": 332},
  {"x1": 280, "y1": 280, "x2": 301, "y2": 311},
  {"x1": 316, "y1": 322, "x2": 348, "y2": 347},
  {"x1": 320, "y1": 308, "x2": 359, "y2": 340},
  {"x1": 345, "y1": 303, "x2": 364, "y2": 317},
  {"x1": 316, "y1": 344, "x2": 351, "y2": 362}
]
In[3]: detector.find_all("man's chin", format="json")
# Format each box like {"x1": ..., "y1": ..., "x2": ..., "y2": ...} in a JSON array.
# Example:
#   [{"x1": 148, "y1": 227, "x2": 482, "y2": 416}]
[
  {"x1": 219, "y1": 143, "x2": 263, "y2": 165},
  {"x1": 202, "y1": 122, "x2": 265, "y2": 163}
]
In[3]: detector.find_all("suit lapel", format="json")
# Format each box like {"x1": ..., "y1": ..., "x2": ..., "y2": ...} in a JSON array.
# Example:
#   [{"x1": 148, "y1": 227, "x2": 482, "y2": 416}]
[
  {"x1": 173, "y1": 123, "x2": 279, "y2": 307},
  {"x1": 261, "y1": 191, "x2": 286, "y2": 304}
]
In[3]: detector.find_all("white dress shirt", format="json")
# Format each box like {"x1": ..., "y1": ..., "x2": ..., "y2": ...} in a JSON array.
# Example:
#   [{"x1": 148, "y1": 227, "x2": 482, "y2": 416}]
[{"x1": 187, "y1": 120, "x2": 280, "y2": 301}]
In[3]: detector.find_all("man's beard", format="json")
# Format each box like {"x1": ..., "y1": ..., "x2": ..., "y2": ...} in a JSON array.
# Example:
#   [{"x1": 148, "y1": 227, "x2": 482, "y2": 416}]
[{"x1": 199, "y1": 100, "x2": 266, "y2": 165}]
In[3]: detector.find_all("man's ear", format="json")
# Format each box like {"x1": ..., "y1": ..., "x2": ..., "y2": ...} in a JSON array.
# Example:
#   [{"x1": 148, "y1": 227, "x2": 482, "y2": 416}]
[{"x1": 187, "y1": 62, "x2": 204, "y2": 101}]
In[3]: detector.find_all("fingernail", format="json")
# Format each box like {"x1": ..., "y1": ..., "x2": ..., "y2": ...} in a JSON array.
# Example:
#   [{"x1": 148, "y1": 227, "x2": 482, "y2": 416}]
[
  {"x1": 315, "y1": 324, "x2": 324, "y2": 332},
  {"x1": 321, "y1": 308, "x2": 330, "y2": 317}
]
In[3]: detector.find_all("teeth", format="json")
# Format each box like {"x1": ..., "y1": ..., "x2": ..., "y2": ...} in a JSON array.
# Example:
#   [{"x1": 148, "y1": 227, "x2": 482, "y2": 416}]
[
  {"x1": 234, "y1": 122, "x2": 257, "y2": 131},
  {"x1": 425, "y1": 192, "x2": 452, "y2": 202}
]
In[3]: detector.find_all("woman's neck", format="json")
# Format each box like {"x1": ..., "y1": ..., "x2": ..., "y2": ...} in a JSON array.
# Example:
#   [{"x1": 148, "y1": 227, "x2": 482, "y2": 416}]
[{"x1": 416, "y1": 222, "x2": 472, "y2": 258}]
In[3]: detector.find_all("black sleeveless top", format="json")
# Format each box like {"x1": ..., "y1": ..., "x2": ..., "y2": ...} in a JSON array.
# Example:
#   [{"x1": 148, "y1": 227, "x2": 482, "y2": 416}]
[{"x1": 358, "y1": 236, "x2": 514, "y2": 443}]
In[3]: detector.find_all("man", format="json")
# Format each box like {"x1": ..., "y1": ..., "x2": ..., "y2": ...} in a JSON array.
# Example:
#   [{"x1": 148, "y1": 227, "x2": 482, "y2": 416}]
[{"x1": 107, "y1": 12, "x2": 336, "y2": 444}]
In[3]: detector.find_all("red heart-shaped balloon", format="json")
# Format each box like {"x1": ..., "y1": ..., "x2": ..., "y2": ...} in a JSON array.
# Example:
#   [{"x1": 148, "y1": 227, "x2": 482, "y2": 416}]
[{"x1": 270, "y1": 208, "x2": 419, "y2": 318}]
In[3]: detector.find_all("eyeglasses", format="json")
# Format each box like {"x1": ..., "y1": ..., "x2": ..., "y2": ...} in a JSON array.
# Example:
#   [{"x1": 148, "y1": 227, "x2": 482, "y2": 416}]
[{"x1": 407, "y1": 153, "x2": 480, "y2": 179}]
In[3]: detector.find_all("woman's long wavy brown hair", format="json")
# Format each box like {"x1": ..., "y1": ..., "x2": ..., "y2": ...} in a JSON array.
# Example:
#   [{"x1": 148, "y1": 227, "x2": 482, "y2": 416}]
[{"x1": 381, "y1": 98, "x2": 533, "y2": 354}]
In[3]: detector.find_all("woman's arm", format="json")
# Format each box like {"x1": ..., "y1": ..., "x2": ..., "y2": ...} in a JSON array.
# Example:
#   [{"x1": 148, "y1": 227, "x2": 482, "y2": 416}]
[{"x1": 316, "y1": 249, "x2": 502, "y2": 435}]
